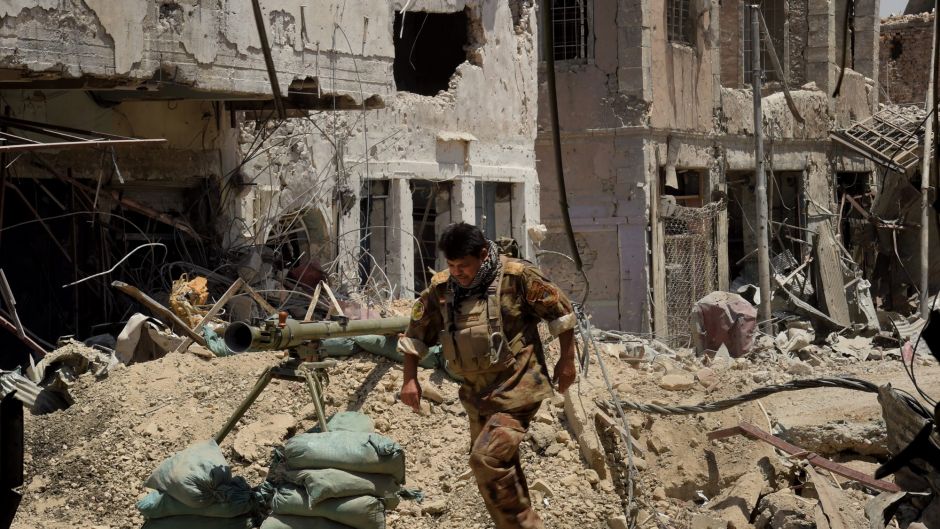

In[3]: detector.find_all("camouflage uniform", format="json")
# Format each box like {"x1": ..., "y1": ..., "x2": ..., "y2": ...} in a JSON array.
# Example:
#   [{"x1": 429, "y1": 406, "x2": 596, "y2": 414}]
[{"x1": 398, "y1": 256, "x2": 576, "y2": 529}]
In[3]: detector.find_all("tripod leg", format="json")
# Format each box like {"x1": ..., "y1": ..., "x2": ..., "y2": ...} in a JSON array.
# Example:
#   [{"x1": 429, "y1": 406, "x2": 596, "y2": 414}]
[
  {"x1": 214, "y1": 367, "x2": 273, "y2": 444},
  {"x1": 303, "y1": 369, "x2": 329, "y2": 432}
]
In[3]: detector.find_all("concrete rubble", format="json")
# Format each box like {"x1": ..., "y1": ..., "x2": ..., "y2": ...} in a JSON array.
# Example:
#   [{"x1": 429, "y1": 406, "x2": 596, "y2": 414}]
[{"x1": 0, "y1": 0, "x2": 939, "y2": 529}]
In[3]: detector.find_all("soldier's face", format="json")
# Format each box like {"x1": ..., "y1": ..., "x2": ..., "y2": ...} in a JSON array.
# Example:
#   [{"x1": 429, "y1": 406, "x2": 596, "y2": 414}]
[{"x1": 447, "y1": 247, "x2": 489, "y2": 287}]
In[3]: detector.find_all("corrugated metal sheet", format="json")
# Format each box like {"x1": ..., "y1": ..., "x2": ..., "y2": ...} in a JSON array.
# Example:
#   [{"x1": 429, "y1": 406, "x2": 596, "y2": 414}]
[{"x1": 0, "y1": 370, "x2": 40, "y2": 408}]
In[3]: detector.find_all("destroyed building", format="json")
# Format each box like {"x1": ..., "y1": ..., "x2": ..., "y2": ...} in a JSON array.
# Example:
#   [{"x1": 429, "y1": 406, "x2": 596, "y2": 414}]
[
  {"x1": 0, "y1": 0, "x2": 541, "y2": 367},
  {"x1": 536, "y1": 0, "x2": 898, "y2": 344}
]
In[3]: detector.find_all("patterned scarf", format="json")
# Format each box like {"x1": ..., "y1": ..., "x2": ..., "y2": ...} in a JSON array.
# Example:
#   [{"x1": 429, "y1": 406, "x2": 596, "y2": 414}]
[{"x1": 449, "y1": 239, "x2": 502, "y2": 308}]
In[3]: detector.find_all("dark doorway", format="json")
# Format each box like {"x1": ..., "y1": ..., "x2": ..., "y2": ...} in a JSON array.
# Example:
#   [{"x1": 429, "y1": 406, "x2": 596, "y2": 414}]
[{"x1": 393, "y1": 10, "x2": 469, "y2": 96}]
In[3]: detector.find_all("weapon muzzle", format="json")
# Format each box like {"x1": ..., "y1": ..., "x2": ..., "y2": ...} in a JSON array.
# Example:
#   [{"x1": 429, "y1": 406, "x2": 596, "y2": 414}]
[{"x1": 224, "y1": 321, "x2": 257, "y2": 353}]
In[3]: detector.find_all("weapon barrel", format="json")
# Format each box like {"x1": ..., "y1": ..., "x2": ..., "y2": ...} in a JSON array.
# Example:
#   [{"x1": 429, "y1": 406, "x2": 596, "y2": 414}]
[{"x1": 224, "y1": 316, "x2": 410, "y2": 353}]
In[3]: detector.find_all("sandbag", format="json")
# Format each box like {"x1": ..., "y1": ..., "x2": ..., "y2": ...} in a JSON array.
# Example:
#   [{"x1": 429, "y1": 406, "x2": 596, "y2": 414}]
[
  {"x1": 281, "y1": 468, "x2": 398, "y2": 507},
  {"x1": 140, "y1": 515, "x2": 254, "y2": 529},
  {"x1": 261, "y1": 515, "x2": 354, "y2": 529},
  {"x1": 326, "y1": 412, "x2": 374, "y2": 433},
  {"x1": 282, "y1": 432, "x2": 405, "y2": 483},
  {"x1": 144, "y1": 440, "x2": 249, "y2": 508},
  {"x1": 271, "y1": 486, "x2": 386, "y2": 529},
  {"x1": 137, "y1": 490, "x2": 254, "y2": 519}
]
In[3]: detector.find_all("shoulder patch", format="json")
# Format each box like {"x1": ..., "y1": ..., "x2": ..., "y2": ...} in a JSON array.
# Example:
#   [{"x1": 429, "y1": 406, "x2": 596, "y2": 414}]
[
  {"x1": 411, "y1": 299, "x2": 426, "y2": 321},
  {"x1": 502, "y1": 258, "x2": 527, "y2": 275},
  {"x1": 430, "y1": 270, "x2": 450, "y2": 286}
]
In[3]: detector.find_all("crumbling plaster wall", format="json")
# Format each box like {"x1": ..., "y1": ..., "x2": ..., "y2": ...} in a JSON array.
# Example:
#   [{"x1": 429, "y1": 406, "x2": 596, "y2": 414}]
[
  {"x1": 0, "y1": 90, "x2": 232, "y2": 184},
  {"x1": 234, "y1": 0, "x2": 540, "y2": 297},
  {"x1": 535, "y1": 0, "x2": 655, "y2": 332},
  {"x1": 879, "y1": 12, "x2": 933, "y2": 105},
  {"x1": 0, "y1": 0, "x2": 390, "y2": 100},
  {"x1": 648, "y1": 0, "x2": 720, "y2": 131}
]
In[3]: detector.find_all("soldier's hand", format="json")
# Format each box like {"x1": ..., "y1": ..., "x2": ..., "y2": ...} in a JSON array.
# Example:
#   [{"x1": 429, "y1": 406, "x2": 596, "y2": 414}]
[
  {"x1": 399, "y1": 378, "x2": 422, "y2": 412},
  {"x1": 552, "y1": 357, "x2": 577, "y2": 394}
]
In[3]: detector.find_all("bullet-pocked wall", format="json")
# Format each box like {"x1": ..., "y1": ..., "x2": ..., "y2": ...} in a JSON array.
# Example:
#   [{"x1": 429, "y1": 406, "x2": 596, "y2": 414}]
[
  {"x1": 0, "y1": 0, "x2": 542, "y2": 350},
  {"x1": 538, "y1": 0, "x2": 881, "y2": 338}
]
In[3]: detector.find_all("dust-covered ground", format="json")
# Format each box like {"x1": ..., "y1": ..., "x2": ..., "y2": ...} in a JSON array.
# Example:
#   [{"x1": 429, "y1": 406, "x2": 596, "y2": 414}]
[{"x1": 10, "y1": 330, "x2": 940, "y2": 529}]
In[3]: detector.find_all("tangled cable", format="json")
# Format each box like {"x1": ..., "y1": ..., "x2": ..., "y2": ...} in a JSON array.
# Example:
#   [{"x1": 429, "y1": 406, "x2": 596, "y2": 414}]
[{"x1": 602, "y1": 377, "x2": 903, "y2": 416}]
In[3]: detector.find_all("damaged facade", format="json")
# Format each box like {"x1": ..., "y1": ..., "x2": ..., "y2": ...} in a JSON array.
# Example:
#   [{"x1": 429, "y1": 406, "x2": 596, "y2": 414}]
[
  {"x1": 0, "y1": 0, "x2": 540, "y2": 364},
  {"x1": 537, "y1": 0, "x2": 889, "y2": 344}
]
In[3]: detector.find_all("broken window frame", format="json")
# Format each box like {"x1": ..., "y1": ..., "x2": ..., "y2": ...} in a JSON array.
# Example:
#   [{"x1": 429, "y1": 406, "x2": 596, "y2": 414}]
[
  {"x1": 742, "y1": 0, "x2": 787, "y2": 85},
  {"x1": 667, "y1": 0, "x2": 694, "y2": 46},
  {"x1": 551, "y1": 0, "x2": 591, "y2": 61}
]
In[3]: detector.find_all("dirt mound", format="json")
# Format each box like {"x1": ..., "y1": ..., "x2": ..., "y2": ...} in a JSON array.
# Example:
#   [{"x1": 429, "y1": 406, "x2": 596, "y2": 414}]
[{"x1": 11, "y1": 333, "x2": 940, "y2": 529}]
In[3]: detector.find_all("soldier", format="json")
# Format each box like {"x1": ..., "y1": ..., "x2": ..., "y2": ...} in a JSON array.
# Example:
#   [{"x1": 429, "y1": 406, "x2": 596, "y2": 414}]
[{"x1": 398, "y1": 222, "x2": 577, "y2": 529}]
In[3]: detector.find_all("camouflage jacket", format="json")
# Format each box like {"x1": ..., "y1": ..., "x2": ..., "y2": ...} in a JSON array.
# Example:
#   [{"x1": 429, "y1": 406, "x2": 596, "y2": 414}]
[{"x1": 398, "y1": 257, "x2": 576, "y2": 414}]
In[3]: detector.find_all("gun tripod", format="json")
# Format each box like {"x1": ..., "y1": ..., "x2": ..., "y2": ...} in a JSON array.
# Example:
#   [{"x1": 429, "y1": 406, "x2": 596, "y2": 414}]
[{"x1": 213, "y1": 353, "x2": 336, "y2": 444}]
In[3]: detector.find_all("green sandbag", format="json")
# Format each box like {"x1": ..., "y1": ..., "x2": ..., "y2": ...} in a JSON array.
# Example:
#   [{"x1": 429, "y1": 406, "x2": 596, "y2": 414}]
[
  {"x1": 261, "y1": 515, "x2": 354, "y2": 529},
  {"x1": 282, "y1": 468, "x2": 398, "y2": 507},
  {"x1": 282, "y1": 432, "x2": 405, "y2": 483},
  {"x1": 327, "y1": 412, "x2": 374, "y2": 433},
  {"x1": 141, "y1": 515, "x2": 254, "y2": 529},
  {"x1": 137, "y1": 490, "x2": 254, "y2": 518},
  {"x1": 271, "y1": 486, "x2": 386, "y2": 529},
  {"x1": 137, "y1": 490, "x2": 254, "y2": 519},
  {"x1": 144, "y1": 440, "x2": 250, "y2": 508}
]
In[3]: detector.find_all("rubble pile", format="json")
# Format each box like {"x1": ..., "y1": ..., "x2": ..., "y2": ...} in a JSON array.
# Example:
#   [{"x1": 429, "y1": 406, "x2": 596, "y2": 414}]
[{"x1": 8, "y1": 320, "x2": 940, "y2": 529}]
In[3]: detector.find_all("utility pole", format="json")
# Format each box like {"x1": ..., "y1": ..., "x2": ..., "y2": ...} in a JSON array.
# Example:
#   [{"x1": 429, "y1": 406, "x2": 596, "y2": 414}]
[
  {"x1": 921, "y1": 2, "x2": 939, "y2": 318},
  {"x1": 751, "y1": 5, "x2": 772, "y2": 333}
]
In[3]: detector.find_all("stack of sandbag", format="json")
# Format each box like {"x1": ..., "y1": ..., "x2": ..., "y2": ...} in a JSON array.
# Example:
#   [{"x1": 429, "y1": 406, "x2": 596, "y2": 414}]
[
  {"x1": 261, "y1": 412, "x2": 407, "y2": 529},
  {"x1": 138, "y1": 440, "x2": 257, "y2": 529}
]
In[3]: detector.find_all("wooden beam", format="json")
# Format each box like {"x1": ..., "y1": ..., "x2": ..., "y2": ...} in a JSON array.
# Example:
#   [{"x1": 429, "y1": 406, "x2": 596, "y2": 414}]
[{"x1": 813, "y1": 225, "x2": 852, "y2": 327}]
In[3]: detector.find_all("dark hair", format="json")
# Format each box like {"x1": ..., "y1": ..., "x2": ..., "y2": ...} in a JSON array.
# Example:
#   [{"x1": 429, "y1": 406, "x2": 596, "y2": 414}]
[{"x1": 438, "y1": 222, "x2": 487, "y2": 260}]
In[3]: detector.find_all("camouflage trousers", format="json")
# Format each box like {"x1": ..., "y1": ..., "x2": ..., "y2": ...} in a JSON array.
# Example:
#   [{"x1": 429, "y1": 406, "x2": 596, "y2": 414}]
[{"x1": 464, "y1": 401, "x2": 545, "y2": 529}]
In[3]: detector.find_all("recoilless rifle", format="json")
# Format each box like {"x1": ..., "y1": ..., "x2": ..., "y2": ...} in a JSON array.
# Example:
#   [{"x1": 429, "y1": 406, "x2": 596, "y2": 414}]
[{"x1": 214, "y1": 311, "x2": 408, "y2": 443}]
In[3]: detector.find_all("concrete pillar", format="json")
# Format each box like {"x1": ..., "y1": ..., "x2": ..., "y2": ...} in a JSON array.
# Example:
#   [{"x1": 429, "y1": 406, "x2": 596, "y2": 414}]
[
  {"x1": 387, "y1": 177, "x2": 415, "y2": 298},
  {"x1": 617, "y1": 0, "x2": 652, "y2": 100},
  {"x1": 511, "y1": 177, "x2": 540, "y2": 260},
  {"x1": 853, "y1": 0, "x2": 881, "y2": 109},
  {"x1": 806, "y1": 0, "x2": 836, "y2": 93},
  {"x1": 335, "y1": 185, "x2": 361, "y2": 290},
  {"x1": 451, "y1": 177, "x2": 476, "y2": 224}
]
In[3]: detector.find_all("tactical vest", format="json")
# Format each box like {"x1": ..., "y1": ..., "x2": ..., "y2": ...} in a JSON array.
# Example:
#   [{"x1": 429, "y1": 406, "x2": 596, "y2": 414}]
[{"x1": 438, "y1": 265, "x2": 525, "y2": 376}]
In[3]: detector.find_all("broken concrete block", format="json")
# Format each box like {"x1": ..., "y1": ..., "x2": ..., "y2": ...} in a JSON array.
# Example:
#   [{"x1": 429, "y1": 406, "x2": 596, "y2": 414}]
[
  {"x1": 786, "y1": 360, "x2": 814, "y2": 376},
  {"x1": 659, "y1": 373, "x2": 695, "y2": 391},
  {"x1": 754, "y1": 490, "x2": 814, "y2": 529},
  {"x1": 710, "y1": 471, "x2": 765, "y2": 529},
  {"x1": 526, "y1": 421, "x2": 556, "y2": 452},
  {"x1": 564, "y1": 391, "x2": 608, "y2": 479},
  {"x1": 695, "y1": 367, "x2": 718, "y2": 388},
  {"x1": 606, "y1": 515, "x2": 629, "y2": 529},
  {"x1": 690, "y1": 513, "x2": 727, "y2": 529}
]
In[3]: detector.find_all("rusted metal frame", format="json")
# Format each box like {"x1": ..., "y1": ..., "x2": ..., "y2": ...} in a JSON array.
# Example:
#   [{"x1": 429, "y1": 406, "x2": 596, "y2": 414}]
[
  {"x1": 708, "y1": 422, "x2": 901, "y2": 492},
  {"x1": 2, "y1": 181, "x2": 72, "y2": 263},
  {"x1": 250, "y1": 0, "x2": 287, "y2": 120},
  {"x1": 0, "y1": 116, "x2": 143, "y2": 142},
  {"x1": 0, "y1": 138, "x2": 166, "y2": 154},
  {"x1": 50, "y1": 166, "x2": 201, "y2": 239},
  {"x1": 0, "y1": 313, "x2": 46, "y2": 359},
  {"x1": 830, "y1": 134, "x2": 909, "y2": 173},
  {"x1": 0, "y1": 131, "x2": 41, "y2": 145}
]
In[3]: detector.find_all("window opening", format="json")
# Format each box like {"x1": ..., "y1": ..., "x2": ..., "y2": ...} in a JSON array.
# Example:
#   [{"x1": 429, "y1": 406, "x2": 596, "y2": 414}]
[
  {"x1": 393, "y1": 11, "x2": 469, "y2": 96},
  {"x1": 552, "y1": 0, "x2": 588, "y2": 60},
  {"x1": 667, "y1": 0, "x2": 693, "y2": 45},
  {"x1": 412, "y1": 181, "x2": 439, "y2": 293},
  {"x1": 743, "y1": 0, "x2": 786, "y2": 83}
]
